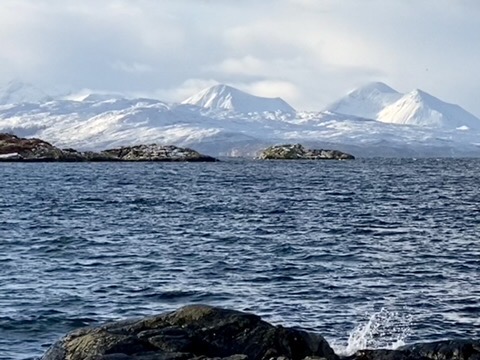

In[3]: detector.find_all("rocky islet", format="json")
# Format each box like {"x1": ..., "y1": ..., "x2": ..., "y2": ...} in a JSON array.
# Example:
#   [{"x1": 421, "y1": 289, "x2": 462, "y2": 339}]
[
  {"x1": 0, "y1": 133, "x2": 217, "y2": 162},
  {"x1": 0, "y1": 134, "x2": 355, "y2": 162},
  {"x1": 257, "y1": 144, "x2": 355, "y2": 160}
]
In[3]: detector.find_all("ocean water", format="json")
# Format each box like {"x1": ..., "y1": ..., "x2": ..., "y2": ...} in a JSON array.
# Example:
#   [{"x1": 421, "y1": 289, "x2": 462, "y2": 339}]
[{"x1": 0, "y1": 159, "x2": 479, "y2": 359}]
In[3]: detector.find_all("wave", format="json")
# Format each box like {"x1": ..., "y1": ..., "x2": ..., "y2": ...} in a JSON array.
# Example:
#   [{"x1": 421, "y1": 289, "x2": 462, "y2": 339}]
[{"x1": 330, "y1": 308, "x2": 412, "y2": 356}]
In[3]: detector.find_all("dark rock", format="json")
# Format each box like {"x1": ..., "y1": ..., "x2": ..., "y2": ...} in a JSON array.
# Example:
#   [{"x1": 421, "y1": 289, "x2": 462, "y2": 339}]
[
  {"x1": 0, "y1": 133, "x2": 218, "y2": 162},
  {"x1": 257, "y1": 144, "x2": 354, "y2": 160},
  {"x1": 41, "y1": 305, "x2": 338, "y2": 360},
  {"x1": 344, "y1": 349, "x2": 429, "y2": 360},
  {"x1": 401, "y1": 340, "x2": 480, "y2": 360},
  {"x1": 345, "y1": 340, "x2": 480, "y2": 360},
  {"x1": 40, "y1": 305, "x2": 480, "y2": 360},
  {"x1": 101, "y1": 144, "x2": 217, "y2": 162},
  {"x1": 0, "y1": 133, "x2": 111, "y2": 162},
  {"x1": 0, "y1": 133, "x2": 75, "y2": 161}
]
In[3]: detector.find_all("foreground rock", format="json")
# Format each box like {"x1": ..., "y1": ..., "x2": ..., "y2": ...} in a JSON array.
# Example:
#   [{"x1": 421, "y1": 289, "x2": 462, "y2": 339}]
[
  {"x1": 258, "y1": 144, "x2": 355, "y2": 160},
  {"x1": 41, "y1": 305, "x2": 480, "y2": 360},
  {"x1": 0, "y1": 133, "x2": 217, "y2": 162},
  {"x1": 41, "y1": 305, "x2": 338, "y2": 360},
  {"x1": 345, "y1": 340, "x2": 480, "y2": 360}
]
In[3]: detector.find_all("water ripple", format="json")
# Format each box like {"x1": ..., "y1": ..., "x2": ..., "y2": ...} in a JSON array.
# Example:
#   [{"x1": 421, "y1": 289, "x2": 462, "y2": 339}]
[{"x1": 0, "y1": 159, "x2": 479, "y2": 359}]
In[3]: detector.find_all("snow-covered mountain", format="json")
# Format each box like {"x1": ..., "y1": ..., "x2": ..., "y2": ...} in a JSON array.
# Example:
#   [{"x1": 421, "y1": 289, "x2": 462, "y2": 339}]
[
  {"x1": 325, "y1": 82, "x2": 402, "y2": 120},
  {"x1": 377, "y1": 89, "x2": 480, "y2": 130},
  {"x1": 0, "y1": 82, "x2": 480, "y2": 157},
  {"x1": 325, "y1": 82, "x2": 480, "y2": 130},
  {"x1": 182, "y1": 84, "x2": 296, "y2": 114},
  {"x1": 0, "y1": 80, "x2": 52, "y2": 105}
]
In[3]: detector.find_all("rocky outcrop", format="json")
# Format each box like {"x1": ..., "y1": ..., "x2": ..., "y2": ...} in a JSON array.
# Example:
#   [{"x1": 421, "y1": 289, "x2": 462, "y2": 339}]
[
  {"x1": 41, "y1": 305, "x2": 338, "y2": 360},
  {"x1": 103, "y1": 144, "x2": 217, "y2": 162},
  {"x1": 344, "y1": 340, "x2": 480, "y2": 360},
  {"x1": 0, "y1": 133, "x2": 92, "y2": 161},
  {"x1": 0, "y1": 134, "x2": 217, "y2": 162},
  {"x1": 258, "y1": 144, "x2": 355, "y2": 160},
  {"x1": 41, "y1": 305, "x2": 480, "y2": 360}
]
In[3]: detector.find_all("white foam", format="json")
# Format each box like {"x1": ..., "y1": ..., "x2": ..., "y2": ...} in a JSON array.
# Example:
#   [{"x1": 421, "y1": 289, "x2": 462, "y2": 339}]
[{"x1": 331, "y1": 308, "x2": 412, "y2": 356}]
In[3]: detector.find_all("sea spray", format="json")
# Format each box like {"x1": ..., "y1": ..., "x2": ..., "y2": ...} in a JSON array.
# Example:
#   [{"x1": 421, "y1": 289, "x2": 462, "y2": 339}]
[{"x1": 332, "y1": 308, "x2": 412, "y2": 356}]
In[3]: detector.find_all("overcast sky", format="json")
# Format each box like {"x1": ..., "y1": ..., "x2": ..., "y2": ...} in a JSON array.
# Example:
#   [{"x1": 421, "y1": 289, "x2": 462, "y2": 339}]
[{"x1": 1, "y1": 0, "x2": 479, "y2": 113}]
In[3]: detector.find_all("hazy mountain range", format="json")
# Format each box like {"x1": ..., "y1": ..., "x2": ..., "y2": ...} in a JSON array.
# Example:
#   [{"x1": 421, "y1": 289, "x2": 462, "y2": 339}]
[{"x1": 0, "y1": 80, "x2": 479, "y2": 157}]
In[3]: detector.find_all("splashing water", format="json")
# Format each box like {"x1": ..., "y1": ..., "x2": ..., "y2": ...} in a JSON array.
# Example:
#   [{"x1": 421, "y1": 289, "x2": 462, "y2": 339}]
[{"x1": 332, "y1": 308, "x2": 413, "y2": 356}]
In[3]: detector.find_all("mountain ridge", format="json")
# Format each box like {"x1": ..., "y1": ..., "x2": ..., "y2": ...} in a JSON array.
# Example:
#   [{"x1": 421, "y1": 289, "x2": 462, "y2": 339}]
[
  {"x1": 1, "y1": 80, "x2": 480, "y2": 157},
  {"x1": 325, "y1": 82, "x2": 480, "y2": 130}
]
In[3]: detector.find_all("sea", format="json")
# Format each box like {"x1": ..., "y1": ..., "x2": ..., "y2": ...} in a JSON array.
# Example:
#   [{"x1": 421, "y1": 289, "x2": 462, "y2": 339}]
[{"x1": 0, "y1": 159, "x2": 479, "y2": 359}]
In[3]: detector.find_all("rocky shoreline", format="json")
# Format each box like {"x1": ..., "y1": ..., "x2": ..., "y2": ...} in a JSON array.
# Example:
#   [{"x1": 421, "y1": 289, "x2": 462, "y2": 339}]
[
  {"x1": 0, "y1": 134, "x2": 217, "y2": 162},
  {"x1": 41, "y1": 305, "x2": 478, "y2": 360},
  {"x1": 258, "y1": 144, "x2": 354, "y2": 160}
]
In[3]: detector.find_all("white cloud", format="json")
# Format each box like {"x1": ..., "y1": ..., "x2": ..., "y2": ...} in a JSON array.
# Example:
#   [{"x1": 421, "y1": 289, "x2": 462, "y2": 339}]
[
  {"x1": 0, "y1": 0, "x2": 479, "y2": 114},
  {"x1": 135, "y1": 78, "x2": 300, "y2": 107},
  {"x1": 138, "y1": 78, "x2": 220, "y2": 103},
  {"x1": 112, "y1": 61, "x2": 154, "y2": 74},
  {"x1": 241, "y1": 81, "x2": 301, "y2": 103},
  {"x1": 205, "y1": 55, "x2": 309, "y2": 86},
  {"x1": 210, "y1": 56, "x2": 265, "y2": 77}
]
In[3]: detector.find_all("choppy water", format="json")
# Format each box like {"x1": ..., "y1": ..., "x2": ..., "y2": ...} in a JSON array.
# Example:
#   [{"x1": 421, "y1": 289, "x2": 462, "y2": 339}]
[{"x1": 0, "y1": 159, "x2": 479, "y2": 360}]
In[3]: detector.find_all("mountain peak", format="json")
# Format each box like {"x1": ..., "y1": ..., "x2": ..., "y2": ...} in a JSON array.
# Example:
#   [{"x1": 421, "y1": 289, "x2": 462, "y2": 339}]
[
  {"x1": 206, "y1": 84, "x2": 238, "y2": 93},
  {"x1": 182, "y1": 84, "x2": 295, "y2": 113},
  {"x1": 399, "y1": 88, "x2": 457, "y2": 109},
  {"x1": 378, "y1": 88, "x2": 480, "y2": 129},
  {"x1": 325, "y1": 81, "x2": 402, "y2": 119},
  {"x1": 348, "y1": 82, "x2": 399, "y2": 97},
  {"x1": 407, "y1": 88, "x2": 439, "y2": 102}
]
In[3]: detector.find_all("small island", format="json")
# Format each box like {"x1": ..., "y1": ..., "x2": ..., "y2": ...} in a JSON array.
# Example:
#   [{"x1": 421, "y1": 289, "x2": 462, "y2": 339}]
[
  {"x1": 258, "y1": 144, "x2": 355, "y2": 160},
  {"x1": 0, "y1": 133, "x2": 218, "y2": 162}
]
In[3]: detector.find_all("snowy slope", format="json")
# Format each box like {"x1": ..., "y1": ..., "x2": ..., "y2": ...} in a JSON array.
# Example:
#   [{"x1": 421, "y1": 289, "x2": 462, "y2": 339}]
[
  {"x1": 325, "y1": 82, "x2": 402, "y2": 120},
  {"x1": 377, "y1": 89, "x2": 480, "y2": 130},
  {"x1": 0, "y1": 80, "x2": 52, "y2": 105},
  {"x1": 1, "y1": 82, "x2": 480, "y2": 157},
  {"x1": 182, "y1": 84, "x2": 296, "y2": 114}
]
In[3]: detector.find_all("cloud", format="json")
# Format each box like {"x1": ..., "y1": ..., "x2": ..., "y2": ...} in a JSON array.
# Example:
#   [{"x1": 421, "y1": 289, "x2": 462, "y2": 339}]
[
  {"x1": 112, "y1": 61, "x2": 154, "y2": 74},
  {"x1": 136, "y1": 78, "x2": 300, "y2": 107},
  {"x1": 205, "y1": 55, "x2": 309, "y2": 82},
  {"x1": 241, "y1": 80, "x2": 301, "y2": 104},
  {"x1": 209, "y1": 56, "x2": 265, "y2": 77},
  {"x1": 0, "y1": 0, "x2": 479, "y2": 114},
  {"x1": 0, "y1": 1, "x2": 188, "y2": 88},
  {"x1": 138, "y1": 78, "x2": 220, "y2": 103}
]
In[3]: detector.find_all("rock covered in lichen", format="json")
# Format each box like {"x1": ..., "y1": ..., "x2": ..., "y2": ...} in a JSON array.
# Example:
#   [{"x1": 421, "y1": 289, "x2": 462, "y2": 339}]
[
  {"x1": 258, "y1": 144, "x2": 354, "y2": 160},
  {"x1": 0, "y1": 133, "x2": 88, "y2": 161},
  {"x1": 41, "y1": 305, "x2": 337, "y2": 360},
  {"x1": 102, "y1": 144, "x2": 217, "y2": 162},
  {"x1": 41, "y1": 305, "x2": 480, "y2": 360},
  {"x1": 0, "y1": 133, "x2": 218, "y2": 162}
]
